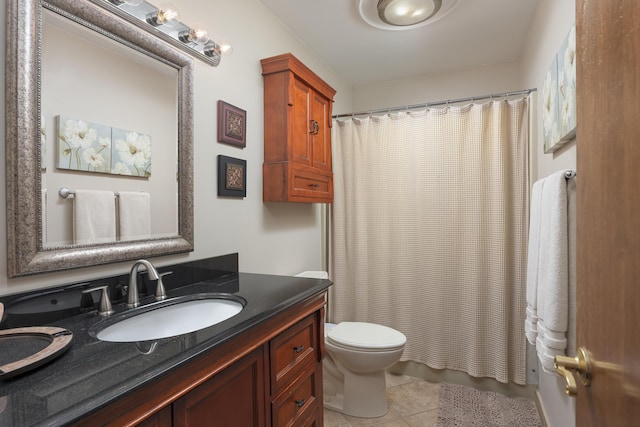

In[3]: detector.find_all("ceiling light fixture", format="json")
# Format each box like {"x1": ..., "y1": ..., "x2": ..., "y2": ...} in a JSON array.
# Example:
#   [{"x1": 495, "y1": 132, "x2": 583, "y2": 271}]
[
  {"x1": 359, "y1": 0, "x2": 458, "y2": 31},
  {"x1": 377, "y1": 0, "x2": 441, "y2": 26}
]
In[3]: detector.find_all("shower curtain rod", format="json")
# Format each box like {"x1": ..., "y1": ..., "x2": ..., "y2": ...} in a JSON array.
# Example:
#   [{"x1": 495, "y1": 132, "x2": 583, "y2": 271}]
[{"x1": 332, "y1": 88, "x2": 537, "y2": 119}]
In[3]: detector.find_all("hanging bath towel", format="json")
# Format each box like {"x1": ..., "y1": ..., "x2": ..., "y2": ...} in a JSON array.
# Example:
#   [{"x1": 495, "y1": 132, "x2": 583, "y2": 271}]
[
  {"x1": 118, "y1": 191, "x2": 151, "y2": 241},
  {"x1": 73, "y1": 190, "x2": 116, "y2": 244}
]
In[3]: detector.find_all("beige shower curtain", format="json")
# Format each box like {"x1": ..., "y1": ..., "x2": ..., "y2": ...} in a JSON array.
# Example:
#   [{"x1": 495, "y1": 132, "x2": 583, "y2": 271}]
[{"x1": 329, "y1": 98, "x2": 529, "y2": 384}]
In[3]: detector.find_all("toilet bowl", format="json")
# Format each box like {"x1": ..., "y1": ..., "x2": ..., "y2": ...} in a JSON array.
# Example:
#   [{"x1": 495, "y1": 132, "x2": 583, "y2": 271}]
[{"x1": 323, "y1": 322, "x2": 406, "y2": 418}]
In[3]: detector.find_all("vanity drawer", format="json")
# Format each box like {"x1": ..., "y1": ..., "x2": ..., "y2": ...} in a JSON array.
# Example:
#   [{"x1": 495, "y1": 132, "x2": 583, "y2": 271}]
[
  {"x1": 271, "y1": 369, "x2": 318, "y2": 427},
  {"x1": 270, "y1": 314, "x2": 318, "y2": 394}
]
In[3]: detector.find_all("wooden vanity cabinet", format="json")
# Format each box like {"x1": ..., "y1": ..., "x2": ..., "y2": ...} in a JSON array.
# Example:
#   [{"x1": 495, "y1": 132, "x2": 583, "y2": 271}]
[
  {"x1": 73, "y1": 293, "x2": 326, "y2": 427},
  {"x1": 261, "y1": 53, "x2": 336, "y2": 203}
]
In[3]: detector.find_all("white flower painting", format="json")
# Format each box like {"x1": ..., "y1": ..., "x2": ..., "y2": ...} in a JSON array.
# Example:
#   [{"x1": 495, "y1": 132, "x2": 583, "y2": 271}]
[
  {"x1": 543, "y1": 23, "x2": 577, "y2": 153},
  {"x1": 56, "y1": 116, "x2": 152, "y2": 178},
  {"x1": 557, "y1": 23, "x2": 576, "y2": 140},
  {"x1": 542, "y1": 56, "x2": 559, "y2": 152},
  {"x1": 57, "y1": 116, "x2": 112, "y2": 174},
  {"x1": 111, "y1": 128, "x2": 152, "y2": 178}
]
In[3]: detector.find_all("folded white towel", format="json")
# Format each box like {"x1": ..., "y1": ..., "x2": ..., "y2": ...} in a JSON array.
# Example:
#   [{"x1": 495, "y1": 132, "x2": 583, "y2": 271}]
[
  {"x1": 537, "y1": 170, "x2": 569, "y2": 333},
  {"x1": 118, "y1": 191, "x2": 151, "y2": 241},
  {"x1": 533, "y1": 170, "x2": 573, "y2": 372},
  {"x1": 73, "y1": 190, "x2": 116, "y2": 244},
  {"x1": 525, "y1": 179, "x2": 545, "y2": 344},
  {"x1": 566, "y1": 177, "x2": 577, "y2": 357}
]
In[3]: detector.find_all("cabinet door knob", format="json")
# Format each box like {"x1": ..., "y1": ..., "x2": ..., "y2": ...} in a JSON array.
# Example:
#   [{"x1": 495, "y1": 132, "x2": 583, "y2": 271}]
[
  {"x1": 295, "y1": 398, "x2": 306, "y2": 408},
  {"x1": 293, "y1": 345, "x2": 305, "y2": 353}
]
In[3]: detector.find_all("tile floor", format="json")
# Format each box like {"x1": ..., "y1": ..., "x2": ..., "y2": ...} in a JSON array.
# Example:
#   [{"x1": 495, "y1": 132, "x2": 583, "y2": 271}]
[{"x1": 323, "y1": 373, "x2": 441, "y2": 427}]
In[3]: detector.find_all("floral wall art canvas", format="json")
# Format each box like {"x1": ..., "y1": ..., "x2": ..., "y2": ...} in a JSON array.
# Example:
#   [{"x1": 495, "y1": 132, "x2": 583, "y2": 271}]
[
  {"x1": 111, "y1": 128, "x2": 152, "y2": 178},
  {"x1": 557, "y1": 24, "x2": 577, "y2": 140},
  {"x1": 56, "y1": 116, "x2": 112, "y2": 174},
  {"x1": 543, "y1": 23, "x2": 577, "y2": 153},
  {"x1": 56, "y1": 116, "x2": 152, "y2": 178}
]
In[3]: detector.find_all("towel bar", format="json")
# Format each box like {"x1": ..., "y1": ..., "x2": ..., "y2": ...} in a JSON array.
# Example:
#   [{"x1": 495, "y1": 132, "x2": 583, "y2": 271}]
[{"x1": 59, "y1": 187, "x2": 120, "y2": 199}]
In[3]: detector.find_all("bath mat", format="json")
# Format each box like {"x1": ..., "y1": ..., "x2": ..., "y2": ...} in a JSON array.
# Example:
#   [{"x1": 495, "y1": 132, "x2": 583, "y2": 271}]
[{"x1": 437, "y1": 383, "x2": 541, "y2": 427}]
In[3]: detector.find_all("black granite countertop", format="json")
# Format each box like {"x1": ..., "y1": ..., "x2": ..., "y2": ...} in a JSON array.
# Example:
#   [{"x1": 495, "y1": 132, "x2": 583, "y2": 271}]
[{"x1": 0, "y1": 256, "x2": 331, "y2": 426}]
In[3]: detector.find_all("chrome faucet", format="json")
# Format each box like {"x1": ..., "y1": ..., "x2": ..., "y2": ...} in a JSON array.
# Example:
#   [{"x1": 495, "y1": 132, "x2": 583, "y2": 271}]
[{"x1": 127, "y1": 259, "x2": 160, "y2": 308}]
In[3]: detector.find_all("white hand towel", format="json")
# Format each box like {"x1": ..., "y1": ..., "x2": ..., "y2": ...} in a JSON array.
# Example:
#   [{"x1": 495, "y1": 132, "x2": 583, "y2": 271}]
[
  {"x1": 73, "y1": 190, "x2": 116, "y2": 244},
  {"x1": 525, "y1": 178, "x2": 545, "y2": 344},
  {"x1": 118, "y1": 191, "x2": 151, "y2": 241}
]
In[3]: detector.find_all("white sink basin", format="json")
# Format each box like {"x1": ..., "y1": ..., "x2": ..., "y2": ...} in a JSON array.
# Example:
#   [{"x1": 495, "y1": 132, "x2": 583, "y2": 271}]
[{"x1": 95, "y1": 295, "x2": 244, "y2": 343}]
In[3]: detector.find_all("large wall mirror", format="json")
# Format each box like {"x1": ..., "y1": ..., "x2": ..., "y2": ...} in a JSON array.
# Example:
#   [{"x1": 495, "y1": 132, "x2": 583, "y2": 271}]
[{"x1": 6, "y1": 0, "x2": 194, "y2": 278}]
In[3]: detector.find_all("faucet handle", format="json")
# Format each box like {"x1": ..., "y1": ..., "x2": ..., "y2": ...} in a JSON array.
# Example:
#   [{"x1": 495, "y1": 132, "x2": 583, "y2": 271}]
[
  {"x1": 155, "y1": 271, "x2": 172, "y2": 301},
  {"x1": 82, "y1": 285, "x2": 114, "y2": 316}
]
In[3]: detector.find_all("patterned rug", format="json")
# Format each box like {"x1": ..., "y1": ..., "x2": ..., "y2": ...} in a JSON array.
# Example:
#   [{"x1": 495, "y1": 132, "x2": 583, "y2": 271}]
[{"x1": 437, "y1": 383, "x2": 541, "y2": 427}]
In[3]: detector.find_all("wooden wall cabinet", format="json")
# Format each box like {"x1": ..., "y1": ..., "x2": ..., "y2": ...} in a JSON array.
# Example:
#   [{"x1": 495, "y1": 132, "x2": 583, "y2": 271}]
[
  {"x1": 74, "y1": 293, "x2": 326, "y2": 427},
  {"x1": 261, "y1": 53, "x2": 337, "y2": 203}
]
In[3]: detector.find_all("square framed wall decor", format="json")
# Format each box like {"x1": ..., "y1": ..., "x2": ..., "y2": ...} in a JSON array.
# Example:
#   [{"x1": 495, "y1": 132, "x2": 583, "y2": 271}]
[
  {"x1": 217, "y1": 100, "x2": 246, "y2": 148},
  {"x1": 217, "y1": 155, "x2": 246, "y2": 197}
]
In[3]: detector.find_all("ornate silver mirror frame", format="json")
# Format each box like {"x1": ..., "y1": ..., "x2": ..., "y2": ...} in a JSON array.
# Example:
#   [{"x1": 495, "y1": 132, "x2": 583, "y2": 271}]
[{"x1": 6, "y1": 0, "x2": 194, "y2": 278}]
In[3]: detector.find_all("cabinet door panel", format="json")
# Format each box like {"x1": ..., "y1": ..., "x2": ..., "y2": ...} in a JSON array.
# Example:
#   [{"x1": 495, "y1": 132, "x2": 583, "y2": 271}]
[
  {"x1": 310, "y1": 92, "x2": 330, "y2": 171},
  {"x1": 173, "y1": 348, "x2": 265, "y2": 427},
  {"x1": 136, "y1": 406, "x2": 172, "y2": 427},
  {"x1": 291, "y1": 78, "x2": 311, "y2": 166}
]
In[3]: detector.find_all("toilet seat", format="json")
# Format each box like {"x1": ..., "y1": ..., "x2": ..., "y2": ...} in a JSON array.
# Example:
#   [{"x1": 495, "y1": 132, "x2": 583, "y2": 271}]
[{"x1": 326, "y1": 322, "x2": 406, "y2": 351}]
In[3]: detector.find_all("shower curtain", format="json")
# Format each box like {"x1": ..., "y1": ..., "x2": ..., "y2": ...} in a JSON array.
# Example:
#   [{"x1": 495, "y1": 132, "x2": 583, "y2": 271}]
[{"x1": 329, "y1": 98, "x2": 529, "y2": 384}]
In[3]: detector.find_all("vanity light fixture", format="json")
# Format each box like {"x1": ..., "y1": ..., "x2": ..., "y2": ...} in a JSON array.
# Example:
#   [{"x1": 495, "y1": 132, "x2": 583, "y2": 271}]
[
  {"x1": 377, "y1": 0, "x2": 441, "y2": 26},
  {"x1": 97, "y1": 0, "x2": 231, "y2": 67}
]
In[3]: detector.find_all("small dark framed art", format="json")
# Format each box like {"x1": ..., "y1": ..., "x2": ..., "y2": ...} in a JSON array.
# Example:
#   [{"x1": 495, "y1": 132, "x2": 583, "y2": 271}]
[
  {"x1": 217, "y1": 155, "x2": 246, "y2": 197},
  {"x1": 217, "y1": 100, "x2": 246, "y2": 148}
]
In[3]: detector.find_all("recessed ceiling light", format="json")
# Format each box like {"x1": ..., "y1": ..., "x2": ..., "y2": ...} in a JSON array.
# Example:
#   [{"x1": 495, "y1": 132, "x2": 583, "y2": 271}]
[
  {"x1": 359, "y1": 0, "x2": 458, "y2": 31},
  {"x1": 377, "y1": 0, "x2": 441, "y2": 26}
]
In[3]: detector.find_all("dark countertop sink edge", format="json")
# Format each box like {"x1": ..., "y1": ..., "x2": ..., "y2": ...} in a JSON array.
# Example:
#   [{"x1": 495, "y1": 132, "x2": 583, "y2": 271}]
[{"x1": 1, "y1": 272, "x2": 332, "y2": 427}]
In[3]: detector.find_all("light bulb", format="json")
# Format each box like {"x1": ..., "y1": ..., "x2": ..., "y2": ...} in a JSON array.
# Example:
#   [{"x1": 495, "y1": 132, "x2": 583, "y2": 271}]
[
  {"x1": 217, "y1": 38, "x2": 233, "y2": 56},
  {"x1": 179, "y1": 24, "x2": 210, "y2": 45},
  {"x1": 203, "y1": 42, "x2": 222, "y2": 66},
  {"x1": 146, "y1": 3, "x2": 180, "y2": 27}
]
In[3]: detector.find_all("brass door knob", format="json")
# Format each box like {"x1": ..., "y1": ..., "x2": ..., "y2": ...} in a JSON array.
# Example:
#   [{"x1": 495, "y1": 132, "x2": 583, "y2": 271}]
[{"x1": 554, "y1": 347, "x2": 593, "y2": 396}]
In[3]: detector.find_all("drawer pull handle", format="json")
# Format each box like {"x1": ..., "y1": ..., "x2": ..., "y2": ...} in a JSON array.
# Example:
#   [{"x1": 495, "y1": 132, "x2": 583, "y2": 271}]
[
  {"x1": 294, "y1": 345, "x2": 305, "y2": 353},
  {"x1": 309, "y1": 183, "x2": 320, "y2": 188},
  {"x1": 295, "y1": 398, "x2": 306, "y2": 408},
  {"x1": 309, "y1": 120, "x2": 319, "y2": 135}
]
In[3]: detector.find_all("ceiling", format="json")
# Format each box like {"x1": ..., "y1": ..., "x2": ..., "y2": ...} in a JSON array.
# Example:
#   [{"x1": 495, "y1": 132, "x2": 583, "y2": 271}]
[{"x1": 258, "y1": 0, "x2": 540, "y2": 87}]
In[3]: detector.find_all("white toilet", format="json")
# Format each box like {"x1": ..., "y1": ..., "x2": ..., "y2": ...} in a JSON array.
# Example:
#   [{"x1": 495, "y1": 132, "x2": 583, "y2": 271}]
[
  {"x1": 294, "y1": 271, "x2": 407, "y2": 418},
  {"x1": 323, "y1": 322, "x2": 406, "y2": 418}
]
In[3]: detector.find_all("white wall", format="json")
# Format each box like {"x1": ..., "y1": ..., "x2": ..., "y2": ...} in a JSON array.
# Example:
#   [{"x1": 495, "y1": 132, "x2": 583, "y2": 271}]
[
  {"x1": 520, "y1": 0, "x2": 576, "y2": 426},
  {"x1": 352, "y1": 60, "x2": 522, "y2": 112},
  {"x1": 0, "y1": 0, "x2": 353, "y2": 295},
  {"x1": 521, "y1": 0, "x2": 577, "y2": 182}
]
